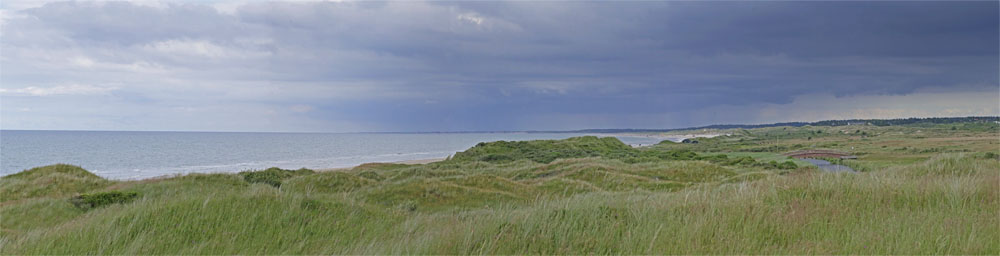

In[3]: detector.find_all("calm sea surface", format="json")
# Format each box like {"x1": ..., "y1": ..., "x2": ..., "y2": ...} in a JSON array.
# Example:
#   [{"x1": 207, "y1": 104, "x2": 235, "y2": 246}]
[{"x1": 1, "y1": 130, "x2": 661, "y2": 180}]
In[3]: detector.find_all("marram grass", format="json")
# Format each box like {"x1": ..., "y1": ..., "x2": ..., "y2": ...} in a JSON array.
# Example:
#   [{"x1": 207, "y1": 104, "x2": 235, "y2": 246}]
[{"x1": 1, "y1": 131, "x2": 998, "y2": 254}]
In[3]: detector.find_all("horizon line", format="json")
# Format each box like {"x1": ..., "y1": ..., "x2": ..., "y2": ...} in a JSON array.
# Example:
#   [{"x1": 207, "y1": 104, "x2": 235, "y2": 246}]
[{"x1": 2, "y1": 115, "x2": 995, "y2": 134}]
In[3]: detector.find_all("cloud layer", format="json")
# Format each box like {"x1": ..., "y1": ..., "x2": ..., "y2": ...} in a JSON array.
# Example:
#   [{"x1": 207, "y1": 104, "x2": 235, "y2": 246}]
[{"x1": 2, "y1": 1, "x2": 997, "y2": 131}]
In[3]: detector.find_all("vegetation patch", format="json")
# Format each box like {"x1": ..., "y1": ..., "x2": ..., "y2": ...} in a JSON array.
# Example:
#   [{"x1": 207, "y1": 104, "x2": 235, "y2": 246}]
[
  {"x1": 0, "y1": 164, "x2": 111, "y2": 202},
  {"x1": 532, "y1": 178, "x2": 600, "y2": 195},
  {"x1": 625, "y1": 161, "x2": 736, "y2": 182},
  {"x1": 3, "y1": 122, "x2": 998, "y2": 254},
  {"x1": 443, "y1": 174, "x2": 534, "y2": 197},
  {"x1": 239, "y1": 167, "x2": 315, "y2": 187},
  {"x1": 721, "y1": 172, "x2": 775, "y2": 183},
  {"x1": 356, "y1": 171, "x2": 385, "y2": 181},
  {"x1": 364, "y1": 180, "x2": 525, "y2": 212},
  {"x1": 384, "y1": 167, "x2": 466, "y2": 182},
  {"x1": 563, "y1": 167, "x2": 684, "y2": 192},
  {"x1": 1, "y1": 198, "x2": 84, "y2": 235},
  {"x1": 452, "y1": 136, "x2": 638, "y2": 163},
  {"x1": 892, "y1": 154, "x2": 1000, "y2": 177},
  {"x1": 283, "y1": 172, "x2": 374, "y2": 194},
  {"x1": 353, "y1": 162, "x2": 410, "y2": 171},
  {"x1": 69, "y1": 191, "x2": 139, "y2": 210}
]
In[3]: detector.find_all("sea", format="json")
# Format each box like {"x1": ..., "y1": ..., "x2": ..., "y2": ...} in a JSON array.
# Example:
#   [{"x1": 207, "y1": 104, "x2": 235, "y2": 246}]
[{"x1": 0, "y1": 130, "x2": 663, "y2": 180}]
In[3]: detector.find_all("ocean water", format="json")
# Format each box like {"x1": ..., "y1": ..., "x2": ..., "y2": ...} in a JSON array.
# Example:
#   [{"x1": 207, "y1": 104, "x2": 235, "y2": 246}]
[{"x1": 0, "y1": 130, "x2": 662, "y2": 180}]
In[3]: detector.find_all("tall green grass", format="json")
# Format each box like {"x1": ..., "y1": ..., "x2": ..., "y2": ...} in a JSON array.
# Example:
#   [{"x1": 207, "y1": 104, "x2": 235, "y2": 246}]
[
  {"x1": 0, "y1": 164, "x2": 112, "y2": 203},
  {"x1": 1, "y1": 134, "x2": 997, "y2": 254}
]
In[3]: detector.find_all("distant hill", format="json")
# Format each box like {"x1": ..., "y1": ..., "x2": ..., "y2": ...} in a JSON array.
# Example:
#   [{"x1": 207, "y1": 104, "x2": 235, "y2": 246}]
[{"x1": 571, "y1": 116, "x2": 1000, "y2": 133}]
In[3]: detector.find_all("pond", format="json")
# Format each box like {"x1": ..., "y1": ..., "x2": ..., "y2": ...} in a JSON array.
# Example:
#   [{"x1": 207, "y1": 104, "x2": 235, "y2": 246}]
[{"x1": 801, "y1": 158, "x2": 856, "y2": 173}]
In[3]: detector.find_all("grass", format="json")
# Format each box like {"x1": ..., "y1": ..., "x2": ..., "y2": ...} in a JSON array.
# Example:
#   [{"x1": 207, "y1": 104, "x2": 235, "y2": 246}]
[
  {"x1": 1, "y1": 124, "x2": 997, "y2": 254},
  {"x1": 451, "y1": 136, "x2": 636, "y2": 163},
  {"x1": 68, "y1": 191, "x2": 140, "y2": 210},
  {"x1": 0, "y1": 164, "x2": 112, "y2": 203},
  {"x1": 239, "y1": 167, "x2": 315, "y2": 187},
  {"x1": 380, "y1": 156, "x2": 997, "y2": 254},
  {"x1": 711, "y1": 152, "x2": 812, "y2": 166}
]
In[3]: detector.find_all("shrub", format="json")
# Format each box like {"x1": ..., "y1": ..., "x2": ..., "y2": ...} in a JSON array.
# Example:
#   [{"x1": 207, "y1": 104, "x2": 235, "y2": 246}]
[
  {"x1": 242, "y1": 171, "x2": 285, "y2": 187},
  {"x1": 724, "y1": 156, "x2": 758, "y2": 166},
  {"x1": 239, "y1": 167, "x2": 314, "y2": 187},
  {"x1": 69, "y1": 191, "x2": 139, "y2": 210},
  {"x1": 982, "y1": 152, "x2": 998, "y2": 160},
  {"x1": 777, "y1": 161, "x2": 798, "y2": 169},
  {"x1": 696, "y1": 154, "x2": 730, "y2": 162}
]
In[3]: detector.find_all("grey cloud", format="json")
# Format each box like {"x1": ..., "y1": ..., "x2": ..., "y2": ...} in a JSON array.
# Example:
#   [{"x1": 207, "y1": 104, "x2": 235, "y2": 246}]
[{"x1": 1, "y1": 1, "x2": 996, "y2": 131}]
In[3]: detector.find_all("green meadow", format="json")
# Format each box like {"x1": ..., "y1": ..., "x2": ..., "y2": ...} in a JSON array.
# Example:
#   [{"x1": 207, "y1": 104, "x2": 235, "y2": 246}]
[{"x1": 2, "y1": 122, "x2": 998, "y2": 254}]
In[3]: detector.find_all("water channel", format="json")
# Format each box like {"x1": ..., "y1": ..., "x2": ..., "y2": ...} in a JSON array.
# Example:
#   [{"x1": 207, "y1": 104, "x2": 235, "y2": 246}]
[{"x1": 801, "y1": 158, "x2": 856, "y2": 173}]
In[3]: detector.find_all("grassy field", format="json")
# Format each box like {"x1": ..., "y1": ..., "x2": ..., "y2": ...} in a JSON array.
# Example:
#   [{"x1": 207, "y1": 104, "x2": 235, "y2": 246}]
[{"x1": 1, "y1": 122, "x2": 998, "y2": 254}]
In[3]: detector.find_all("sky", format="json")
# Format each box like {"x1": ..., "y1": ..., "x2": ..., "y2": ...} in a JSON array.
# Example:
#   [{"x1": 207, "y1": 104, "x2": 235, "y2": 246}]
[{"x1": 1, "y1": 0, "x2": 998, "y2": 132}]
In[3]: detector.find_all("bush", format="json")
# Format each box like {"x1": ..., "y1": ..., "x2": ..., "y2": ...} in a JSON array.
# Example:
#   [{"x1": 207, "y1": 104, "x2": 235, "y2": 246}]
[
  {"x1": 242, "y1": 171, "x2": 284, "y2": 187},
  {"x1": 696, "y1": 154, "x2": 729, "y2": 162},
  {"x1": 240, "y1": 167, "x2": 314, "y2": 187},
  {"x1": 777, "y1": 161, "x2": 798, "y2": 169},
  {"x1": 982, "y1": 152, "x2": 998, "y2": 160},
  {"x1": 724, "y1": 156, "x2": 758, "y2": 166},
  {"x1": 69, "y1": 191, "x2": 139, "y2": 210}
]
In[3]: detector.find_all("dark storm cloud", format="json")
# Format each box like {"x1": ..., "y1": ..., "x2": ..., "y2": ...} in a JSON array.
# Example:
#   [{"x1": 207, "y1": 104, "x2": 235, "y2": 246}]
[{"x1": 1, "y1": 1, "x2": 996, "y2": 131}]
